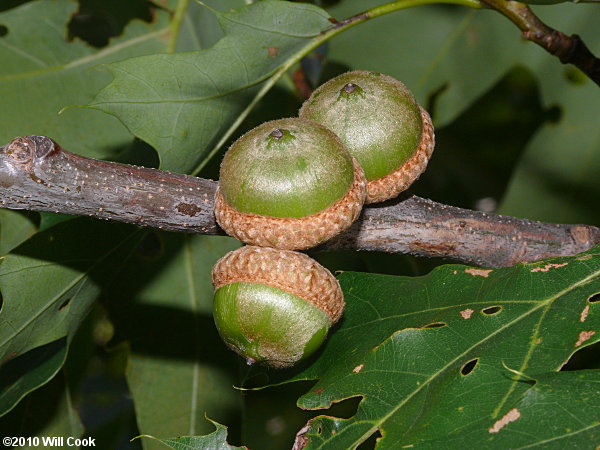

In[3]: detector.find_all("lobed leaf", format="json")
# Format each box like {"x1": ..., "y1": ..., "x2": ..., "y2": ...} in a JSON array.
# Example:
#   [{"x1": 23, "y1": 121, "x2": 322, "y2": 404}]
[
  {"x1": 416, "y1": 370, "x2": 600, "y2": 448},
  {"x1": 139, "y1": 418, "x2": 246, "y2": 450},
  {"x1": 0, "y1": 210, "x2": 37, "y2": 255},
  {"x1": 0, "y1": 371, "x2": 83, "y2": 440},
  {"x1": 0, "y1": 220, "x2": 144, "y2": 417},
  {"x1": 102, "y1": 233, "x2": 242, "y2": 445},
  {"x1": 0, "y1": 0, "x2": 170, "y2": 159},
  {"x1": 85, "y1": 0, "x2": 333, "y2": 174},
  {"x1": 275, "y1": 246, "x2": 600, "y2": 448}
]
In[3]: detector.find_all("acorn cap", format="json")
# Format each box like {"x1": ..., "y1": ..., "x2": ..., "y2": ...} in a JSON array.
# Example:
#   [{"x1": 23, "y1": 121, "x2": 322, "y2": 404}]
[
  {"x1": 365, "y1": 106, "x2": 434, "y2": 203},
  {"x1": 299, "y1": 70, "x2": 435, "y2": 203},
  {"x1": 212, "y1": 246, "x2": 344, "y2": 368},
  {"x1": 215, "y1": 118, "x2": 367, "y2": 250}
]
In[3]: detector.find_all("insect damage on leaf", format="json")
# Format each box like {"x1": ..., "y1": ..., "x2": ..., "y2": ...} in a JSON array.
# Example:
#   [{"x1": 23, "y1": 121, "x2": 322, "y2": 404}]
[
  {"x1": 481, "y1": 305, "x2": 502, "y2": 315},
  {"x1": 580, "y1": 305, "x2": 590, "y2": 322},
  {"x1": 460, "y1": 308, "x2": 474, "y2": 319},
  {"x1": 460, "y1": 358, "x2": 479, "y2": 376},
  {"x1": 575, "y1": 331, "x2": 596, "y2": 347},
  {"x1": 489, "y1": 408, "x2": 521, "y2": 433},
  {"x1": 530, "y1": 262, "x2": 569, "y2": 272},
  {"x1": 421, "y1": 322, "x2": 447, "y2": 329},
  {"x1": 465, "y1": 268, "x2": 492, "y2": 277}
]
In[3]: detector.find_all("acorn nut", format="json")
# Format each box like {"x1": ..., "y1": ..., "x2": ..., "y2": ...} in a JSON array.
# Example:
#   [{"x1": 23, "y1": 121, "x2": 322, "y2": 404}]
[
  {"x1": 300, "y1": 70, "x2": 435, "y2": 204},
  {"x1": 214, "y1": 118, "x2": 367, "y2": 250},
  {"x1": 211, "y1": 245, "x2": 344, "y2": 368}
]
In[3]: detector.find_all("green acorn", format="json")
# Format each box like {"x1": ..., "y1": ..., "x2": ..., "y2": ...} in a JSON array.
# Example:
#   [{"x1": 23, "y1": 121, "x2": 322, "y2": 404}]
[
  {"x1": 212, "y1": 245, "x2": 344, "y2": 368},
  {"x1": 214, "y1": 117, "x2": 367, "y2": 250},
  {"x1": 300, "y1": 70, "x2": 435, "y2": 203}
]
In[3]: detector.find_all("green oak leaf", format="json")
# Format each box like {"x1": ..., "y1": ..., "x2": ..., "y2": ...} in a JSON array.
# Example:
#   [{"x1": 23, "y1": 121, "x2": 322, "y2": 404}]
[
  {"x1": 85, "y1": 0, "x2": 333, "y2": 174},
  {"x1": 415, "y1": 370, "x2": 600, "y2": 448},
  {"x1": 0, "y1": 0, "x2": 170, "y2": 159},
  {"x1": 0, "y1": 220, "x2": 144, "y2": 417},
  {"x1": 175, "y1": 0, "x2": 247, "y2": 53},
  {"x1": 139, "y1": 418, "x2": 246, "y2": 450},
  {"x1": 101, "y1": 232, "x2": 241, "y2": 446},
  {"x1": 265, "y1": 246, "x2": 600, "y2": 448},
  {"x1": 0, "y1": 210, "x2": 37, "y2": 255},
  {"x1": 0, "y1": 369, "x2": 84, "y2": 440}
]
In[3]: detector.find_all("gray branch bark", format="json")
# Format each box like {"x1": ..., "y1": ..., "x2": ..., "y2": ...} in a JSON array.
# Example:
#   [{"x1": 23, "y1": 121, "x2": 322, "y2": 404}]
[{"x1": 1, "y1": 135, "x2": 598, "y2": 268}]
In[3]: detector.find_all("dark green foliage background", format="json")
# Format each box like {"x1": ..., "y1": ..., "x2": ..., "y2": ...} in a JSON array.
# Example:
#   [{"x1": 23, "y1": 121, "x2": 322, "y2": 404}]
[{"x1": 0, "y1": 0, "x2": 598, "y2": 448}]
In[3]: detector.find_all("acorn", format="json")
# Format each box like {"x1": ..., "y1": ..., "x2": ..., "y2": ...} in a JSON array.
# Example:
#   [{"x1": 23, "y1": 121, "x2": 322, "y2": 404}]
[
  {"x1": 299, "y1": 70, "x2": 435, "y2": 203},
  {"x1": 211, "y1": 245, "x2": 344, "y2": 368},
  {"x1": 214, "y1": 117, "x2": 367, "y2": 250}
]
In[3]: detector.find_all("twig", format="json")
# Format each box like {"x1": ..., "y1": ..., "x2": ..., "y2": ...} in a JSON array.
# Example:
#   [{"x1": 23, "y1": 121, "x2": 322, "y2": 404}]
[
  {"x1": 1, "y1": 136, "x2": 598, "y2": 268},
  {"x1": 481, "y1": 0, "x2": 600, "y2": 86},
  {"x1": 320, "y1": 196, "x2": 599, "y2": 267},
  {"x1": 0, "y1": 136, "x2": 217, "y2": 234}
]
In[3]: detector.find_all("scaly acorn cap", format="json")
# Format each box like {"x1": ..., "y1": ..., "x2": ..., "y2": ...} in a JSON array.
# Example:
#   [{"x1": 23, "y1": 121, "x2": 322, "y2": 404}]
[
  {"x1": 299, "y1": 70, "x2": 435, "y2": 204},
  {"x1": 212, "y1": 245, "x2": 344, "y2": 368},
  {"x1": 215, "y1": 117, "x2": 367, "y2": 250}
]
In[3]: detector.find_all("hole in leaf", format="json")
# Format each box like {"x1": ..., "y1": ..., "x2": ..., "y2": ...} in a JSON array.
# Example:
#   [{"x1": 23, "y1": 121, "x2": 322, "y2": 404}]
[
  {"x1": 0, "y1": 290, "x2": 3, "y2": 313},
  {"x1": 561, "y1": 341, "x2": 600, "y2": 371},
  {"x1": 327, "y1": 396, "x2": 361, "y2": 419},
  {"x1": 461, "y1": 358, "x2": 479, "y2": 376},
  {"x1": 59, "y1": 298, "x2": 71, "y2": 311},
  {"x1": 0, "y1": 25, "x2": 7, "y2": 37},
  {"x1": 588, "y1": 293, "x2": 600, "y2": 304},
  {"x1": 67, "y1": 0, "x2": 154, "y2": 48},
  {"x1": 357, "y1": 429, "x2": 382, "y2": 449},
  {"x1": 421, "y1": 322, "x2": 447, "y2": 329},
  {"x1": 482, "y1": 306, "x2": 502, "y2": 315}
]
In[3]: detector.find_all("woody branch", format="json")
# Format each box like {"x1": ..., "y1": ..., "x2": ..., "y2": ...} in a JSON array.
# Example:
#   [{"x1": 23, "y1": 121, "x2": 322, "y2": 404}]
[{"x1": 0, "y1": 135, "x2": 598, "y2": 267}]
